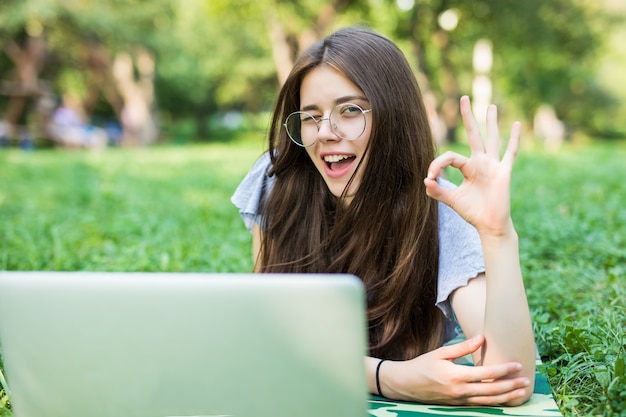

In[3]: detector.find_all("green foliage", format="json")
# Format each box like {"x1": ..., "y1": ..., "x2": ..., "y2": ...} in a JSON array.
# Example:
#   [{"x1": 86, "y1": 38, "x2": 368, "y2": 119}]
[
  {"x1": 156, "y1": 0, "x2": 275, "y2": 116},
  {"x1": 2, "y1": 0, "x2": 623, "y2": 140},
  {"x1": 431, "y1": 0, "x2": 616, "y2": 135},
  {"x1": 536, "y1": 314, "x2": 626, "y2": 416}
]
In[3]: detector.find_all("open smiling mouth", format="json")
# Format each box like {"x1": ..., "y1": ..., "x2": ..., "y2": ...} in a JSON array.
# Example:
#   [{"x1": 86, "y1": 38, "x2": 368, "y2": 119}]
[{"x1": 324, "y1": 154, "x2": 356, "y2": 171}]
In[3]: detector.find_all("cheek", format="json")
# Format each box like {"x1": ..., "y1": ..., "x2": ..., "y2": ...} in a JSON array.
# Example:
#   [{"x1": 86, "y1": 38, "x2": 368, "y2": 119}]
[
  {"x1": 356, "y1": 129, "x2": 372, "y2": 159},
  {"x1": 304, "y1": 146, "x2": 325, "y2": 172}
]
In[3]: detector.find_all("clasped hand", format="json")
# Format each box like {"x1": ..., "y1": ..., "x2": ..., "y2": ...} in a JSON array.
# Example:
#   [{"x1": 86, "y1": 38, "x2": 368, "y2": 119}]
[{"x1": 379, "y1": 335, "x2": 531, "y2": 406}]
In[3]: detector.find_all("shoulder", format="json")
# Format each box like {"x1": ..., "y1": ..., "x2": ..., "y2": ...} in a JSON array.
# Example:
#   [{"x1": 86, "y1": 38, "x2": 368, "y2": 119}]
[{"x1": 231, "y1": 152, "x2": 274, "y2": 233}]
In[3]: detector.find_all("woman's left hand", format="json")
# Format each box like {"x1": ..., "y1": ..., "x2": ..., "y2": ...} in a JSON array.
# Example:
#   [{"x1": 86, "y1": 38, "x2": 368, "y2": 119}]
[{"x1": 424, "y1": 95, "x2": 520, "y2": 237}]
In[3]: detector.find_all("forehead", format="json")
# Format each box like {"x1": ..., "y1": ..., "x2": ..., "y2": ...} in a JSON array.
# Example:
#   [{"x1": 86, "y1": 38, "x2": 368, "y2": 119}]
[{"x1": 299, "y1": 66, "x2": 366, "y2": 108}]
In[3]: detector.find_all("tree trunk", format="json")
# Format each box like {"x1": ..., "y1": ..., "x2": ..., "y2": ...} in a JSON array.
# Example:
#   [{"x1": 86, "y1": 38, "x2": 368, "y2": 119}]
[
  {"x1": 265, "y1": 12, "x2": 294, "y2": 86},
  {"x1": 265, "y1": 0, "x2": 349, "y2": 87},
  {"x1": 81, "y1": 39, "x2": 123, "y2": 119},
  {"x1": 1, "y1": 35, "x2": 46, "y2": 145},
  {"x1": 407, "y1": 5, "x2": 448, "y2": 145},
  {"x1": 112, "y1": 48, "x2": 158, "y2": 146}
]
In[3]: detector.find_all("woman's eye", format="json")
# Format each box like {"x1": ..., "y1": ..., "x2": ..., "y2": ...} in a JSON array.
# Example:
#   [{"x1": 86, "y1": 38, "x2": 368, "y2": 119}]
[
  {"x1": 339, "y1": 105, "x2": 362, "y2": 116},
  {"x1": 301, "y1": 115, "x2": 319, "y2": 124}
]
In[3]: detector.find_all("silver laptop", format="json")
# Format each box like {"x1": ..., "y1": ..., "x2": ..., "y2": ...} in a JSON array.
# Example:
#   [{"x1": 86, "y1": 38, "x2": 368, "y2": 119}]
[{"x1": 0, "y1": 272, "x2": 368, "y2": 417}]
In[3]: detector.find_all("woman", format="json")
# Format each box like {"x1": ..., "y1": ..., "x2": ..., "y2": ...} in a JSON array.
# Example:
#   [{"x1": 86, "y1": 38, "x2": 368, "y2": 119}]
[{"x1": 232, "y1": 26, "x2": 535, "y2": 406}]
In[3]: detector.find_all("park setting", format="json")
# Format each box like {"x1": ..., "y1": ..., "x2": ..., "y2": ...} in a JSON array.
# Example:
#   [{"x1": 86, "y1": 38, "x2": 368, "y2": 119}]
[{"x1": 1, "y1": 0, "x2": 625, "y2": 416}]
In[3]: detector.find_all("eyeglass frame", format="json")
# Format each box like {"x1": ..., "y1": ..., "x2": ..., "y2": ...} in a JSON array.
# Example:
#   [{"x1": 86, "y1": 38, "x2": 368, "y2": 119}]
[{"x1": 283, "y1": 102, "x2": 373, "y2": 147}]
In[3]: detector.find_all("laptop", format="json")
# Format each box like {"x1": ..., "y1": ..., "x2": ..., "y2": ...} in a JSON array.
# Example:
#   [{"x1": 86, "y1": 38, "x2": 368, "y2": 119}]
[{"x1": 0, "y1": 272, "x2": 368, "y2": 417}]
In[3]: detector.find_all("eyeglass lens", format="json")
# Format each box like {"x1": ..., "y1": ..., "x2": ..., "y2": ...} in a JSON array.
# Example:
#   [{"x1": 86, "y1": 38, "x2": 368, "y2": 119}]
[{"x1": 284, "y1": 103, "x2": 368, "y2": 147}]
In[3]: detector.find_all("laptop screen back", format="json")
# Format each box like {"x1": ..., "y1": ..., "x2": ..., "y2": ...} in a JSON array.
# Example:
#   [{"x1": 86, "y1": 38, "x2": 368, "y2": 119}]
[{"x1": 0, "y1": 272, "x2": 368, "y2": 417}]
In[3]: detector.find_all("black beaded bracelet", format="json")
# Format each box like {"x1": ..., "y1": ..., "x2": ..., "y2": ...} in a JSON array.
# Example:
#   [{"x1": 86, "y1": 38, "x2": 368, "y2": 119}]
[{"x1": 375, "y1": 359, "x2": 387, "y2": 397}]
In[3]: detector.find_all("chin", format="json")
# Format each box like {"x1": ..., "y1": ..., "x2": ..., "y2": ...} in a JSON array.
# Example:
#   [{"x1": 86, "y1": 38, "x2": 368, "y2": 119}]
[{"x1": 328, "y1": 184, "x2": 357, "y2": 203}]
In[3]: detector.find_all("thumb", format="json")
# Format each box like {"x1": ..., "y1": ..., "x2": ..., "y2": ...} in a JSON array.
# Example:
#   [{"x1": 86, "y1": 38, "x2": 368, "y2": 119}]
[{"x1": 436, "y1": 335, "x2": 484, "y2": 361}]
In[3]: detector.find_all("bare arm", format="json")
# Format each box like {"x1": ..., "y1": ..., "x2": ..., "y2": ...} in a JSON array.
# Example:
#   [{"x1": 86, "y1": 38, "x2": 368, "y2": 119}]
[
  {"x1": 452, "y1": 270, "x2": 535, "y2": 405},
  {"x1": 424, "y1": 96, "x2": 535, "y2": 405}
]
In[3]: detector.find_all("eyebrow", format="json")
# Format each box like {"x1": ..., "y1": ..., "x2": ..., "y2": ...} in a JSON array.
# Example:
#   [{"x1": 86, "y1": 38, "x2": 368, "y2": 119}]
[{"x1": 300, "y1": 95, "x2": 369, "y2": 112}]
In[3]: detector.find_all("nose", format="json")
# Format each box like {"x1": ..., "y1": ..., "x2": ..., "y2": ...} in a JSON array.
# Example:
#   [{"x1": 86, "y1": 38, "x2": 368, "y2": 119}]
[{"x1": 316, "y1": 117, "x2": 339, "y2": 143}]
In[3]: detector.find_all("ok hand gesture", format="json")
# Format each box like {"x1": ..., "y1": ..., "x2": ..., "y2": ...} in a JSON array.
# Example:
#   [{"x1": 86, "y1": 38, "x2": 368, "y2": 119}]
[{"x1": 424, "y1": 96, "x2": 520, "y2": 237}]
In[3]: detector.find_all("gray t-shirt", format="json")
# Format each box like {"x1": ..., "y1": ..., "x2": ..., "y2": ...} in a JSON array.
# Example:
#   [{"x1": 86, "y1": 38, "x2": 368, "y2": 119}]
[{"x1": 231, "y1": 152, "x2": 485, "y2": 340}]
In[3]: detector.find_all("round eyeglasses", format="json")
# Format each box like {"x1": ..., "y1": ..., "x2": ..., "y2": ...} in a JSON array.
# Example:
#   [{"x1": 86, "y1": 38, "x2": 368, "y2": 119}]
[{"x1": 283, "y1": 103, "x2": 372, "y2": 147}]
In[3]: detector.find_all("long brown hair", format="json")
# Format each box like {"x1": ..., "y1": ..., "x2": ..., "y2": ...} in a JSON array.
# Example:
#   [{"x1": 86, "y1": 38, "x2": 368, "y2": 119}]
[{"x1": 259, "y1": 26, "x2": 443, "y2": 361}]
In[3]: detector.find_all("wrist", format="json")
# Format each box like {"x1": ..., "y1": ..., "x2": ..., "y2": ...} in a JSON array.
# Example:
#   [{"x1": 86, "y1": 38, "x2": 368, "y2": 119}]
[
  {"x1": 375, "y1": 359, "x2": 387, "y2": 397},
  {"x1": 377, "y1": 360, "x2": 412, "y2": 402},
  {"x1": 477, "y1": 219, "x2": 518, "y2": 242}
]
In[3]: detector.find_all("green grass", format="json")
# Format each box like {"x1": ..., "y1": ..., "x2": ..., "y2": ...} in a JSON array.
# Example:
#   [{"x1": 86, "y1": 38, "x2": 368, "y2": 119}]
[
  {"x1": 0, "y1": 142, "x2": 264, "y2": 272},
  {"x1": 511, "y1": 144, "x2": 626, "y2": 416},
  {"x1": 1, "y1": 138, "x2": 625, "y2": 416}
]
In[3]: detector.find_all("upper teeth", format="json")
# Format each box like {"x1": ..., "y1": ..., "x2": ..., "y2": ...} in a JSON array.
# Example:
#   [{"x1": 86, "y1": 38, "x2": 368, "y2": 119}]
[{"x1": 324, "y1": 155, "x2": 351, "y2": 163}]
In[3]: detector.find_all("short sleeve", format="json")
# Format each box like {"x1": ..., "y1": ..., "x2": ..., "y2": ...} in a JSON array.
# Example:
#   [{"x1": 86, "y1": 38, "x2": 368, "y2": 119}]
[
  {"x1": 435, "y1": 178, "x2": 485, "y2": 319},
  {"x1": 231, "y1": 152, "x2": 274, "y2": 233}
]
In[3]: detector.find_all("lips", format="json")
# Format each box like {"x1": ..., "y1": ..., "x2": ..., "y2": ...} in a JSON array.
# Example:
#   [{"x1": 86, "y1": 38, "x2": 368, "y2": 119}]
[{"x1": 322, "y1": 153, "x2": 357, "y2": 178}]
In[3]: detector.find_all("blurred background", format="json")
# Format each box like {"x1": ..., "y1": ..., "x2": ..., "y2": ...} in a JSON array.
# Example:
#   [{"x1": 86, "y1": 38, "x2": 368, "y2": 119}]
[{"x1": 0, "y1": 0, "x2": 624, "y2": 149}]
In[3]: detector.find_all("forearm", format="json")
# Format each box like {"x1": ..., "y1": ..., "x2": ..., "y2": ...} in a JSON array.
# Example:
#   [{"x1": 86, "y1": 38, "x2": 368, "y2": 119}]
[
  {"x1": 479, "y1": 222, "x2": 535, "y2": 400},
  {"x1": 365, "y1": 356, "x2": 382, "y2": 396}
]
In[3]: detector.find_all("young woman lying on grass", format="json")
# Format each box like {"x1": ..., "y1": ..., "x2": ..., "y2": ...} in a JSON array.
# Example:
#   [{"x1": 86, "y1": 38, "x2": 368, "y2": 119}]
[{"x1": 232, "y1": 26, "x2": 535, "y2": 406}]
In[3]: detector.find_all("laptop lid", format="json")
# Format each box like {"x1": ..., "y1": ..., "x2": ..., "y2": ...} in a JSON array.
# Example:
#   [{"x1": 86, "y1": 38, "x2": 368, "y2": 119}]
[{"x1": 0, "y1": 272, "x2": 368, "y2": 417}]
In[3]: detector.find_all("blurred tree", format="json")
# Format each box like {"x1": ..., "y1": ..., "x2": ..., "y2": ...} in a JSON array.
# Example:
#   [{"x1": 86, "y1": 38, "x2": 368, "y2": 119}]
[
  {"x1": 0, "y1": 0, "x2": 619, "y2": 144},
  {"x1": 155, "y1": 0, "x2": 276, "y2": 139},
  {"x1": 160, "y1": 0, "x2": 378, "y2": 138},
  {"x1": 383, "y1": 0, "x2": 617, "y2": 141},
  {"x1": 458, "y1": 0, "x2": 615, "y2": 138},
  {"x1": 261, "y1": 0, "x2": 369, "y2": 84},
  {"x1": 0, "y1": 0, "x2": 170, "y2": 145},
  {"x1": 0, "y1": 26, "x2": 47, "y2": 148}
]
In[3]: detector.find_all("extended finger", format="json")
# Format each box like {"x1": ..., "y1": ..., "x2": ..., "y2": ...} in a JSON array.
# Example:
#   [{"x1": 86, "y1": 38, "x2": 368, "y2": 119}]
[
  {"x1": 464, "y1": 376, "x2": 530, "y2": 396},
  {"x1": 434, "y1": 335, "x2": 484, "y2": 361},
  {"x1": 462, "y1": 362, "x2": 524, "y2": 383},
  {"x1": 459, "y1": 96, "x2": 484, "y2": 155},
  {"x1": 501, "y1": 121, "x2": 521, "y2": 168},
  {"x1": 485, "y1": 104, "x2": 500, "y2": 159},
  {"x1": 464, "y1": 387, "x2": 531, "y2": 406}
]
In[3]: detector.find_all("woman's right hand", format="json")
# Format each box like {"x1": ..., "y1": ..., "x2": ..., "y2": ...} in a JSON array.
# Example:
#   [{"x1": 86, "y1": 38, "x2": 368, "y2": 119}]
[{"x1": 377, "y1": 335, "x2": 532, "y2": 406}]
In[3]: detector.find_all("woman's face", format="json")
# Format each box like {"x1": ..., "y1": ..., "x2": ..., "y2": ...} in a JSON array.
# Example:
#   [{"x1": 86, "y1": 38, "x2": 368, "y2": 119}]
[{"x1": 298, "y1": 66, "x2": 373, "y2": 204}]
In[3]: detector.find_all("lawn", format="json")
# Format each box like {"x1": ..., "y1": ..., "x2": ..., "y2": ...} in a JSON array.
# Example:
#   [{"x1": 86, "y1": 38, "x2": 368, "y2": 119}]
[{"x1": 0, "y1": 138, "x2": 625, "y2": 416}]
